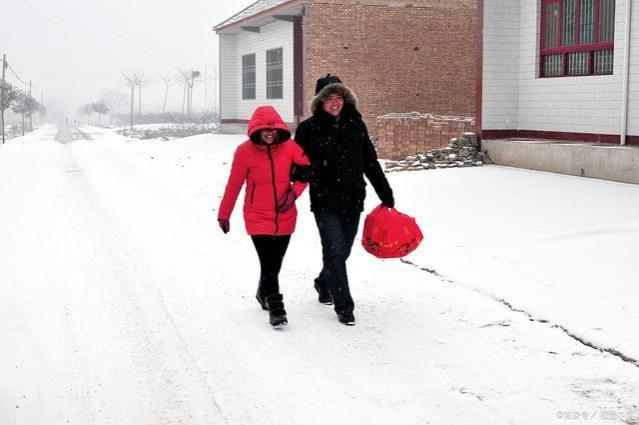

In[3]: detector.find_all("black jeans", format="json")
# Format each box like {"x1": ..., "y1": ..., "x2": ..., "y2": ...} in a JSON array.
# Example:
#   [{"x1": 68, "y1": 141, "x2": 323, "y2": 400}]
[
  {"x1": 251, "y1": 235, "x2": 291, "y2": 298},
  {"x1": 314, "y1": 212, "x2": 361, "y2": 313}
]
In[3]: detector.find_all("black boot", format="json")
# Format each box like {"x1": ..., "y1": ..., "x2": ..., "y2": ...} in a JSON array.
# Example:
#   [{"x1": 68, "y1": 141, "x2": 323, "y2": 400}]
[
  {"x1": 314, "y1": 277, "x2": 333, "y2": 305},
  {"x1": 255, "y1": 292, "x2": 267, "y2": 310},
  {"x1": 265, "y1": 293, "x2": 287, "y2": 327},
  {"x1": 336, "y1": 310, "x2": 355, "y2": 326},
  {"x1": 256, "y1": 278, "x2": 268, "y2": 310}
]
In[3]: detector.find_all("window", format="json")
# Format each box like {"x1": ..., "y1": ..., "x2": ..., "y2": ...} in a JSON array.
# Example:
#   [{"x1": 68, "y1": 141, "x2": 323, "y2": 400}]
[
  {"x1": 242, "y1": 54, "x2": 256, "y2": 100},
  {"x1": 266, "y1": 48, "x2": 283, "y2": 99},
  {"x1": 540, "y1": 0, "x2": 615, "y2": 77}
]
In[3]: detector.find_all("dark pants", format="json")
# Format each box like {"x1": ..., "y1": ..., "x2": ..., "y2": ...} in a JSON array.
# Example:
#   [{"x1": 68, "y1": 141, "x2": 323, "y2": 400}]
[
  {"x1": 314, "y1": 212, "x2": 361, "y2": 314},
  {"x1": 251, "y1": 235, "x2": 291, "y2": 298}
]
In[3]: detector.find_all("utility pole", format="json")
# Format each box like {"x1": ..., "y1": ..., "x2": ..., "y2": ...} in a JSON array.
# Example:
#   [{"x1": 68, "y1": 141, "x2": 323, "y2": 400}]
[
  {"x1": 130, "y1": 85, "x2": 134, "y2": 130},
  {"x1": 204, "y1": 64, "x2": 208, "y2": 112},
  {"x1": 1, "y1": 54, "x2": 6, "y2": 144},
  {"x1": 29, "y1": 80, "x2": 33, "y2": 131}
]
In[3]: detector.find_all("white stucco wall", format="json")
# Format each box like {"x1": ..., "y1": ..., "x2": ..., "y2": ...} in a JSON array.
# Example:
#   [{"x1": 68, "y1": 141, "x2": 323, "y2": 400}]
[
  {"x1": 219, "y1": 34, "x2": 238, "y2": 122},
  {"x1": 219, "y1": 20, "x2": 295, "y2": 127},
  {"x1": 625, "y1": 0, "x2": 639, "y2": 135},
  {"x1": 483, "y1": 0, "x2": 637, "y2": 136},
  {"x1": 482, "y1": 1, "x2": 520, "y2": 130}
]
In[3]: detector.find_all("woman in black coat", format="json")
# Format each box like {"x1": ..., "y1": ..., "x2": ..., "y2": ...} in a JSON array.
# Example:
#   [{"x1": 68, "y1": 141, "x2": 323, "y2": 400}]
[{"x1": 294, "y1": 76, "x2": 394, "y2": 325}]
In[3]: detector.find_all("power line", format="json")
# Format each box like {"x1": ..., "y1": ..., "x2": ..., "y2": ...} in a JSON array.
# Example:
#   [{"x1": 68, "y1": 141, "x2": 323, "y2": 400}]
[
  {"x1": 6, "y1": 62, "x2": 28, "y2": 86},
  {"x1": 4, "y1": 59, "x2": 43, "y2": 96},
  {"x1": 19, "y1": 70, "x2": 119, "y2": 81}
]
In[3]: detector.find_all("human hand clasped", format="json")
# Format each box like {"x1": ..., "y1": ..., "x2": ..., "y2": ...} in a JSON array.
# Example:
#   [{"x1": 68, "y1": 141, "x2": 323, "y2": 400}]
[{"x1": 277, "y1": 191, "x2": 297, "y2": 213}]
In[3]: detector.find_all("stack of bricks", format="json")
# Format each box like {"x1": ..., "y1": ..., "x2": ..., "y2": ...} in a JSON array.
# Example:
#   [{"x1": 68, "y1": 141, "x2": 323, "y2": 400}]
[{"x1": 376, "y1": 112, "x2": 476, "y2": 159}]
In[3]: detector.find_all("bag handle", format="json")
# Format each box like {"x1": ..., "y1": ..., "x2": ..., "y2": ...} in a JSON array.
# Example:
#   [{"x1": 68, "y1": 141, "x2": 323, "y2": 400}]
[{"x1": 374, "y1": 203, "x2": 399, "y2": 215}]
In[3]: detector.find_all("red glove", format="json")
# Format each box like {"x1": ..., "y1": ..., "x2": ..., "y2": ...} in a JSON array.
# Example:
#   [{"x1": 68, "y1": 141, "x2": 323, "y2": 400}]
[
  {"x1": 218, "y1": 218, "x2": 230, "y2": 234},
  {"x1": 277, "y1": 191, "x2": 297, "y2": 213}
]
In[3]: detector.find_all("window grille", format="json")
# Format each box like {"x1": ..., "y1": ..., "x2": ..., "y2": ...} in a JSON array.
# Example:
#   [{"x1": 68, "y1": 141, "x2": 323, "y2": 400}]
[
  {"x1": 242, "y1": 54, "x2": 256, "y2": 100},
  {"x1": 540, "y1": 0, "x2": 615, "y2": 77},
  {"x1": 266, "y1": 48, "x2": 283, "y2": 99}
]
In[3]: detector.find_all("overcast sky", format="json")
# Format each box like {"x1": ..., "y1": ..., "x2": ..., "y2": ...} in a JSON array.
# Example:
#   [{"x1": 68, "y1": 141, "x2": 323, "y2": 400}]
[{"x1": 0, "y1": 0, "x2": 255, "y2": 118}]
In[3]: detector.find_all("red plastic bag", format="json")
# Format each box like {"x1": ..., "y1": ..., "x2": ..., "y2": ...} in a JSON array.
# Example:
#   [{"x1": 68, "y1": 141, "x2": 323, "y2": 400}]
[{"x1": 362, "y1": 204, "x2": 423, "y2": 259}]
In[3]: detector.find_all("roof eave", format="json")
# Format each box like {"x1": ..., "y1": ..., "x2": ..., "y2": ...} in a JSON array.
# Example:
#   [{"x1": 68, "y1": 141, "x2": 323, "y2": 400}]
[{"x1": 214, "y1": 0, "x2": 304, "y2": 34}]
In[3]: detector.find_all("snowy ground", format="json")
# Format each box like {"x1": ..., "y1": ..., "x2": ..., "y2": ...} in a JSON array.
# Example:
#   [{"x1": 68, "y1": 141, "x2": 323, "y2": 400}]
[
  {"x1": 2, "y1": 124, "x2": 22, "y2": 141},
  {"x1": 1, "y1": 125, "x2": 638, "y2": 425}
]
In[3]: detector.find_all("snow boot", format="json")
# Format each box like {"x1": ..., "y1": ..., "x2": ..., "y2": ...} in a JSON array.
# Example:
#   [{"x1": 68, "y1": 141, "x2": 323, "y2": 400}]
[
  {"x1": 265, "y1": 293, "x2": 287, "y2": 327},
  {"x1": 314, "y1": 277, "x2": 333, "y2": 305},
  {"x1": 255, "y1": 292, "x2": 268, "y2": 311},
  {"x1": 336, "y1": 310, "x2": 355, "y2": 326}
]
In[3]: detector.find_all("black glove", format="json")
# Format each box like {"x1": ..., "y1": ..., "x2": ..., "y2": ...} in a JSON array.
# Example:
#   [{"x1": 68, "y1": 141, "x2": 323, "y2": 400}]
[
  {"x1": 218, "y1": 219, "x2": 230, "y2": 234},
  {"x1": 290, "y1": 164, "x2": 311, "y2": 182},
  {"x1": 381, "y1": 196, "x2": 395, "y2": 209}
]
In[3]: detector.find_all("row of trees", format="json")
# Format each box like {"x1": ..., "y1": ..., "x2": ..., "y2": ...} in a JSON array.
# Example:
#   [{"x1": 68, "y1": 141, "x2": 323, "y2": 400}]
[
  {"x1": 78, "y1": 68, "x2": 211, "y2": 130},
  {"x1": 76, "y1": 89, "x2": 126, "y2": 127},
  {"x1": 78, "y1": 101, "x2": 109, "y2": 127},
  {"x1": 1, "y1": 80, "x2": 45, "y2": 143},
  {"x1": 120, "y1": 69, "x2": 206, "y2": 130},
  {"x1": 123, "y1": 69, "x2": 206, "y2": 116}
]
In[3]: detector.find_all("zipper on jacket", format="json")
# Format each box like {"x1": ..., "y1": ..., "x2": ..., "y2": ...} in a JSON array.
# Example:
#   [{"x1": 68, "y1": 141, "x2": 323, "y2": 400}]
[
  {"x1": 250, "y1": 182, "x2": 256, "y2": 204},
  {"x1": 267, "y1": 145, "x2": 280, "y2": 234}
]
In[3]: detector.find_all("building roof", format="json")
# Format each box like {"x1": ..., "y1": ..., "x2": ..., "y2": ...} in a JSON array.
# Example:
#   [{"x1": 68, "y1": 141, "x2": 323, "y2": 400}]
[{"x1": 214, "y1": 0, "x2": 294, "y2": 31}]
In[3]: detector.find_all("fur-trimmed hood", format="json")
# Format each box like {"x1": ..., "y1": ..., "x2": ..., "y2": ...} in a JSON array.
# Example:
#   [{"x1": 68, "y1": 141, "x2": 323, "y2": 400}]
[{"x1": 309, "y1": 83, "x2": 359, "y2": 115}]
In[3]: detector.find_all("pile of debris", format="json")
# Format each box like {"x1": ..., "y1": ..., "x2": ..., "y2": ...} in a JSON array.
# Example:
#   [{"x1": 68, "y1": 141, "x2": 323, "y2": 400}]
[{"x1": 384, "y1": 133, "x2": 491, "y2": 172}]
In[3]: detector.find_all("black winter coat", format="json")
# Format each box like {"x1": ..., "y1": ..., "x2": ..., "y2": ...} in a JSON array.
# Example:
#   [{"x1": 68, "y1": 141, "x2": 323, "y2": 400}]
[{"x1": 294, "y1": 103, "x2": 394, "y2": 214}]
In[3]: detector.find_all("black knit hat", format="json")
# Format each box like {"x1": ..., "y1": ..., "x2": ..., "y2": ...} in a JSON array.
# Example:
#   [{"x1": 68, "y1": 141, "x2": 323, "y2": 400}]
[{"x1": 315, "y1": 73, "x2": 342, "y2": 95}]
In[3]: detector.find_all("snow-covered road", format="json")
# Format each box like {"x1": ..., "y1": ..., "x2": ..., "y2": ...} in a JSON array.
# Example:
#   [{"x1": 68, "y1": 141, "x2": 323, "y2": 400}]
[
  {"x1": 0, "y1": 126, "x2": 226, "y2": 424},
  {"x1": 1, "y1": 126, "x2": 638, "y2": 425}
]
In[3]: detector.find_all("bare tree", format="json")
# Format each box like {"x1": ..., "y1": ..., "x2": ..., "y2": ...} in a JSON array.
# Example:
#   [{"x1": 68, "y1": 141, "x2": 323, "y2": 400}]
[
  {"x1": 159, "y1": 73, "x2": 177, "y2": 115},
  {"x1": 100, "y1": 89, "x2": 126, "y2": 126},
  {"x1": 136, "y1": 72, "x2": 152, "y2": 117},
  {"x1": 177, "y1": 69, "x2": 202, "y2": 121},
  {"x1": 187, "y1": 70, "x2": 202, "y2": 120},
  {"x1": 177, "y1": 69, "x2": 190, "y2": 118},
  {"x1": 121, "y1": 70, "x2": 139, "y2": 131}
]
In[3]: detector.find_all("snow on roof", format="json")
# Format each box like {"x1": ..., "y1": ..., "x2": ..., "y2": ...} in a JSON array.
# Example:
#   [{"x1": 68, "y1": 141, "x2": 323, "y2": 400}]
[{"x1": 214, "y1": 0, "x2": 292, "y2": 31}]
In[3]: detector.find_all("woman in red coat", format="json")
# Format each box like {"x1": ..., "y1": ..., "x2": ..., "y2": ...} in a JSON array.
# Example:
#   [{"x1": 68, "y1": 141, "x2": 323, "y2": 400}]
[{"x1": 218, "y1": 106, "x2": 310, "y2": 327}]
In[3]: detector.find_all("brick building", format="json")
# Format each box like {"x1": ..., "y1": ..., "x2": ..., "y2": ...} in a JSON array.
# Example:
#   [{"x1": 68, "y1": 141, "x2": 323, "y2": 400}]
[{"x1": 214, "y1": 0, "x2": 478, "y2": 135}]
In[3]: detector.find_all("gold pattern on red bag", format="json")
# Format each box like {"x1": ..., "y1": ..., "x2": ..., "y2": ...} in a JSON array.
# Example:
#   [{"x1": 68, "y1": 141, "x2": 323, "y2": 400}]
[{"x1": 362, "y1": 205, "x2": 423, "y2": 259}]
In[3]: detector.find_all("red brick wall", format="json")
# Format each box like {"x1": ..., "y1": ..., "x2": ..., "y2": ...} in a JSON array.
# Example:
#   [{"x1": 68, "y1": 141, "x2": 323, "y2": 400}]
[
  {"x1": 377, "y1": 113, "x2": 475, "y2": 159},
  {"x1": 303, "y1": 0, "x2": 477, "y2": 135}
]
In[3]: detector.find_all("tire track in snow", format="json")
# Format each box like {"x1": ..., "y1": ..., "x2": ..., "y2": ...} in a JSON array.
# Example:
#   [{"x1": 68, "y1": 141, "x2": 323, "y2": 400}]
[
  {"x1": 54, "y1": 134, "x2": 230, "y2": 424},
  {"x1": 399, "y1": 258, "x2": 639, "y2": 369},
  {"x1": 64, "y1": 129, "x2": 283, "y2": 424}
]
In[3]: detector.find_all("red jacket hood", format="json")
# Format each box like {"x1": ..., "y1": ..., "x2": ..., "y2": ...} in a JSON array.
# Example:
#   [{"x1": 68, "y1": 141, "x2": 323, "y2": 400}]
[{"x1": 247, "y1": 106, "x2": 291, "y2": 145}]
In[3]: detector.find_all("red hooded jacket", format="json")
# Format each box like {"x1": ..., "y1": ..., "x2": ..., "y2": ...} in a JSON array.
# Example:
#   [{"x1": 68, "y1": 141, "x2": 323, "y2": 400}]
[{"x1": 218, "y1": 106, "x2": 310, "y2": 236}]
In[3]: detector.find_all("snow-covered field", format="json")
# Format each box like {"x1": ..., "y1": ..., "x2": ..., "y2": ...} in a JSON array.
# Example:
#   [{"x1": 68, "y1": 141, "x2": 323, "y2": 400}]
[{"x1": 1, "y1": 125, "x2": 638, "y2": 425}]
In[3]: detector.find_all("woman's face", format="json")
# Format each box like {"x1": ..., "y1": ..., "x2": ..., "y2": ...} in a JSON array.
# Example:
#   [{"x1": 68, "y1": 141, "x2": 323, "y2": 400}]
[
  {"x1": 322, "y1": 94, "x2": 344, "y2": 118},
  {"x1": 260, "y1": 128, "x2": 277, "y2": 144}
]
